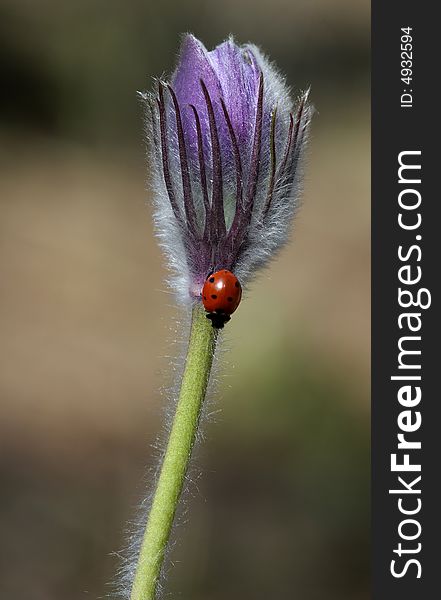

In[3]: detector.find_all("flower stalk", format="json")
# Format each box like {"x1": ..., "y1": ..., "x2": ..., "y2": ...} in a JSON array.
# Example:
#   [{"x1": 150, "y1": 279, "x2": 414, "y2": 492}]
[{"x1": 130, "y1": 304, "x2": 218, "y2": 600}]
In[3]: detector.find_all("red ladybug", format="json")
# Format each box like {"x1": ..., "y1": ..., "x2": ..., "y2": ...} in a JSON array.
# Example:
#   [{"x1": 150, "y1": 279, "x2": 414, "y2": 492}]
[{"x1": 201, "y1": 269, "x2": 242, "y2": 328}]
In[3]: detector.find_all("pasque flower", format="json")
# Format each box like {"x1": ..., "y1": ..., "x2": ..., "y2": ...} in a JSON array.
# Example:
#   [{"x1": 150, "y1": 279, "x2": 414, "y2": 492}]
[
  {"x1": 127, "y1": 35, "x2": 312, "y2": 600},
  {"x1": 144, "y1": 34, "x2": 311, "y2": 300}
]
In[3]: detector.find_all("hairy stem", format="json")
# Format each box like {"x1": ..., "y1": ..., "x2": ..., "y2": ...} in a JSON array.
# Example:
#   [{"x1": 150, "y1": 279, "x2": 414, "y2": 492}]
[{"x1": 130, "y1": 303, "x2": 218, "y2": 600}]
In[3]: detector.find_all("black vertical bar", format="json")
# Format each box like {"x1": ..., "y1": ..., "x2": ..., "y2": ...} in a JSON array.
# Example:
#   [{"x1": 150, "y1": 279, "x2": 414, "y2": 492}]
[{"x1": 372, "y1": 2, "x2": 439, "y2": 598}]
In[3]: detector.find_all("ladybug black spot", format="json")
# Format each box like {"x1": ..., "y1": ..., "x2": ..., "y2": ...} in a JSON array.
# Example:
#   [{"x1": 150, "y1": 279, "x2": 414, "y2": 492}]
[
  {"x1": 211, "y1": 294, "x2": 217, "y2": 299},
  {"x1": 209, "y1": 277, "x2": 215, "y2": 283},
  {"x1": 227, "y1": 297, "x2": 233, "y2": 302},
  {"x1": 203, "y1": 295, "x2": 207, "y2": 300},
  {"x1": 235, "y1": 281, "x2": 240, "y2": 287}
]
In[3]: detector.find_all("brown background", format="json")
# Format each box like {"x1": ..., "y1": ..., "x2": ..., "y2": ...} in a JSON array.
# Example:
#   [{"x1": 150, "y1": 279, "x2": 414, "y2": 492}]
[{"x1": 1, "y1": 1, "x2": 370, "y2": 598}]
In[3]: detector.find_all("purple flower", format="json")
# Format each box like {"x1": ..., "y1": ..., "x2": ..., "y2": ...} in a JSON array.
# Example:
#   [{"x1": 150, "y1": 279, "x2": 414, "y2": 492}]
[{"x1": 142, "y1": 34, "x2": 311, "y2": 301}]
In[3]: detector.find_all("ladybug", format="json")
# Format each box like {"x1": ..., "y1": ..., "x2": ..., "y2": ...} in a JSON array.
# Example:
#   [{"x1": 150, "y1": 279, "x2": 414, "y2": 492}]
[{"x1": 201, "y1": 269, "x2": 242, "y2": 328}]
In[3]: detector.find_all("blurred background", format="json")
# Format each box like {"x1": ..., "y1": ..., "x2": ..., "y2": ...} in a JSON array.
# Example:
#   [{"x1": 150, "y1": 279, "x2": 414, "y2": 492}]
[{"x1": 0, "y1": 1, "x2": 370, "y2": 599}]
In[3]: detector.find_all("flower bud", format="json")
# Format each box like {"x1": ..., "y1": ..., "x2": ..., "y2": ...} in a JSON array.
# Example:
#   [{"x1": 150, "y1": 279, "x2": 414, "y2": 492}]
[{"x1": 142, "y1": 34, "x2": 311, "y2": 301}]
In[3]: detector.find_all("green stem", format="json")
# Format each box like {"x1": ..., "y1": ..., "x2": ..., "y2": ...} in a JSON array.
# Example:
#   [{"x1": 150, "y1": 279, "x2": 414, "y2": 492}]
[{"x1": 130, "y1": 303, "x2": 218, "y2": 600}]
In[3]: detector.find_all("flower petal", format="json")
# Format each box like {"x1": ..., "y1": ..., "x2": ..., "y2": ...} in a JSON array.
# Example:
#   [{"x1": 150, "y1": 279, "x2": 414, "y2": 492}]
[
  {"x1": 210, "y1": 39, "x2": 261, "y2": 149},
  {"x1": 172, "y1": 35, "x2": 223, "y2": 156}
]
